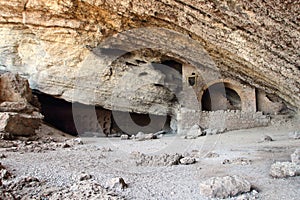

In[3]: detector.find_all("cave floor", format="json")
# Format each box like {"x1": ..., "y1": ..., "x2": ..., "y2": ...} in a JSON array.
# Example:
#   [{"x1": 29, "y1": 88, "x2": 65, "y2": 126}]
[{"x1": 1, "y1": 119, "x2": 300, "y2": 200}]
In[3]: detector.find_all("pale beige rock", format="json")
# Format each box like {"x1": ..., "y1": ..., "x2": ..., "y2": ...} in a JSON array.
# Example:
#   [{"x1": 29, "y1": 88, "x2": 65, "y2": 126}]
[
  {"x1": 105, "y1": 177, "x2": 128, "y2": 191},
  {"x1": 199, "y1": 175, "x2": 251, "y2": 199},
  {"x1": 179, "y1": 157, "x2": 196, "y2": 165},
  {"x1": 0, "y1": 72, "x2": 43, "y2": 137},
  {"x1": 291, "y1": 149, "x2": 300, "y2": 165},
  {"x1": 0, "y1": 72, "x2": 32, "y2": 103},
  {"x1": 270, "y1": 162, "x2": 300, "y2": 178},
  {"x1": 120, "y1": 134, "x2": 129, "y2": 140},
  {"x1": 0, "y1": 112, "x2": 43, "y2": 137},
  {"x1": 183, "y1": 124, "x2": 203, "y2": 139},
  {"x1": 0, "y1": 0, "x2": 298, "y2": 114}
]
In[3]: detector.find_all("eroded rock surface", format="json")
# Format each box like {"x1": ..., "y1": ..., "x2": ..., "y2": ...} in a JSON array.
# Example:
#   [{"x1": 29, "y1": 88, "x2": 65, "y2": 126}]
[
  {"x1": 199, "y1": 175, "x2": 252, "y2": 199},
  {"x1": 0, "y1": 0, "x2": 298, "y2": 113},
  {"x1": 270, "y1": 162, "x2": 300, "y2": 178},
  {"x1": 0, "y1": 72, "x2": 43, "y2": 138}
]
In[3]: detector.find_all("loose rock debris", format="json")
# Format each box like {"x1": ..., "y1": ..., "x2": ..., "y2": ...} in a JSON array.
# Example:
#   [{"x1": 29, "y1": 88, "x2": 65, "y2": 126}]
[
  {"x1": 2, "y1": 138, "x2": 83, "y2": 153},
  {"x1": 222, "y1": 157, "x2": 252, "y2": 165},
  {"x1": 0, "y1": 168, "x2": 124, "y2": 200},
  {"x1": 131, "y1": 152, "x2": 197, "y2": 167}
]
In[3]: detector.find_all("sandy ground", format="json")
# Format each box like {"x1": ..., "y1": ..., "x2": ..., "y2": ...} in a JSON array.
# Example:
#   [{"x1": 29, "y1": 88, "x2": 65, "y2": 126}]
[{"x1": 1, "y1": 117, "x2": 300, "y2": 200}]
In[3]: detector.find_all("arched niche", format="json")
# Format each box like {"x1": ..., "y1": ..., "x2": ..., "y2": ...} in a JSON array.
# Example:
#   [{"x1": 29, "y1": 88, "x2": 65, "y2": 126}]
[
  {"x1": 201, "y1": 82, "x2": 242, "y2": 111},
  {"x1": 199, "y1": 79, "x2": 256, "y2": 112}
]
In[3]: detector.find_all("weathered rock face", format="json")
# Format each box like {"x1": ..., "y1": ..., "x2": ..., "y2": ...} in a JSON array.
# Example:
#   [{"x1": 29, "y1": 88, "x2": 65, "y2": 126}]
[
  {"x1": 0, "y1": 112, "x2": 42, "y2": 137},
  {"x1": 0, "y1": 72, "x2": 43, "y2": 138},
  {"x1": 0, "y1": 0, "x2": 299, "y2": 114},
  {"x1": 0, "y1": 71, "x2": 32, "y2": 104}
]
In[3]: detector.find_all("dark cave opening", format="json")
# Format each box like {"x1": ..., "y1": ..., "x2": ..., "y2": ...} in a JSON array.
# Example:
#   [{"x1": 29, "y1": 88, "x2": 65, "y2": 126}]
[
  {"x1": 201, "y1": 83, "x2": 242, "y2": 111},
  {"x1": 34, "y1": 91, "x2": 172, "y2": 136},
  {"x1": 34, "y1": 91, "x2": 79, "y2": 135},
  {"x1": 161, "y1": 60, "x2": 183, "y2": 74},
  {"x1": 34, "y1": 91, "x2": 112, "y2": 136},
  {"x1": 111, "y1": 111, "x2": 171, "y2": 135}
]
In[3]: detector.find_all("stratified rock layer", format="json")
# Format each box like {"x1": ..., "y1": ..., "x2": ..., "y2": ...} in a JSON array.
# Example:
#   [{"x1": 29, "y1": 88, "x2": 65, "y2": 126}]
[
  {"x1": 0, "y1": 0, "x2": 299, "y2": 112},
  {"x1": 0, "y1": 72, "x2": 43, "y2": 138}
]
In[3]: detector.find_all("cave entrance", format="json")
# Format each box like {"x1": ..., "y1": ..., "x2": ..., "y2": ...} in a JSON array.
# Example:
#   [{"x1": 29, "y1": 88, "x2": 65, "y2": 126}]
[
  {"x1": 35, "y1": 91, "x2": 172, "y2": 136},
  {"x1": 34, "y1": 91, "x2": 112, "y2": 136},
  {"x1": 111, "y1": 111, "x2": 172, "y2": 135},
  {"x1": 201, "y1": 83, "x2": 242, "y2": 111}
]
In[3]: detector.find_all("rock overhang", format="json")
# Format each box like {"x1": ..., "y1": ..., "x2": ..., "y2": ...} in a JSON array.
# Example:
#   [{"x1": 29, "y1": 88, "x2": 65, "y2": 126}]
[{"x1": 0, "y1": 0, "x2": 299, "y2": 114}]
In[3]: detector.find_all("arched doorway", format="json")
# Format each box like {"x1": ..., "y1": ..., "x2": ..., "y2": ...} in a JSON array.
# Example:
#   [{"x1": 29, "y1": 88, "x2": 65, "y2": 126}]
[{"x1": 201, "y1": 82, "x2": 242, "y2": 111}]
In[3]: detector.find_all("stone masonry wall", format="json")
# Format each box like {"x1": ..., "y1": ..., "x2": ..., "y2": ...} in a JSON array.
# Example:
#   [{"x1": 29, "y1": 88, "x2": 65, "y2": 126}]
[{"x1": 178, "y1": 108, "x2": 270, "y2": 134}]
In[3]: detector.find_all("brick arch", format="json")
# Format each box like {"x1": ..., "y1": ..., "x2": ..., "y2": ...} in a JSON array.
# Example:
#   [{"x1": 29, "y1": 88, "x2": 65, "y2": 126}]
[{"x1": 199, "y1": 79, "x2": 256, "y2": 112}]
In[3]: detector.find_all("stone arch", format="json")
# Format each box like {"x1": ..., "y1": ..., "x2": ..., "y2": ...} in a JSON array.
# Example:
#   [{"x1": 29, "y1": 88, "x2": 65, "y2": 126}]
[
  {"x1": 201, "y1": 83, "x2": 241, "y2": 111},
  {"x1": 199, "y1": 79, "x2": 256, "y2": 112}
]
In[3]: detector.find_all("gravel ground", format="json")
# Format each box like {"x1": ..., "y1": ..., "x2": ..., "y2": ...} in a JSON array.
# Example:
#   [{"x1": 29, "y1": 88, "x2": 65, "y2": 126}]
[{"x1": 0, "y1": 120, "x2": 300, "y2": 199}]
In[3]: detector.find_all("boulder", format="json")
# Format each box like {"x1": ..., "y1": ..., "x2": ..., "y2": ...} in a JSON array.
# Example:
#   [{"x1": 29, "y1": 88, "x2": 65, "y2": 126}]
[
  {"x1": 135, "y1": 132, "x2": 145, "y2": 141},
  {"x1": 261, "y1": 135, "x2": 273, "y2": 142},
  {"x1": 105, "y1": 177, "x2": 128, "y2": 191},
  {"x1": 199, "y1": 175, "x2": 251, "y2": 199},
  {"x1": 0, "y1": 72, "x2": 43, "y2": 138},
  {"x1": 179, "y1": 157, "x2": 196, "y2": 165},
  {"x1": 120, "y1": 134, "x2": 129, "y2": 140},
  {"x1": 78, "y1": 173, "x2": 93, "y2": 181},
  {"x1": 0, "y1": 154, "x2": 6, "y2": 159},
  {"x1": 183, "y1": 124, "x2": 203, "y2": 139},
  {"x1": 0, "y1": 72, "x2": 32, "y2": 103},
  {"x1": 270, "y1": 162, "x2": 300, "y2": 178},
  {"x1": 291, "y1": 149, "x2": 300, "y2": 165},
  {"x1": 0, "y1": 163, "x2": 12, "y2": 180},
  {"x1": 0, "y1": 112, "x2": 43, "y2": 137}
]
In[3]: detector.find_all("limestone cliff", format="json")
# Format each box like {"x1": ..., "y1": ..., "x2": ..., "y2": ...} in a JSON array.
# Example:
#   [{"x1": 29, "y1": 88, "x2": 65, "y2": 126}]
[{"x1": 0, "y1": 0, "x2": 299, "y2": 113}]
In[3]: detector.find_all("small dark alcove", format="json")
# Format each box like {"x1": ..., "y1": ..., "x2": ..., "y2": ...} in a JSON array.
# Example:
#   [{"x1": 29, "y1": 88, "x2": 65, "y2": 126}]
[{"x1": 201, "y1": 83, "x2": 242, "y2": 111}]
